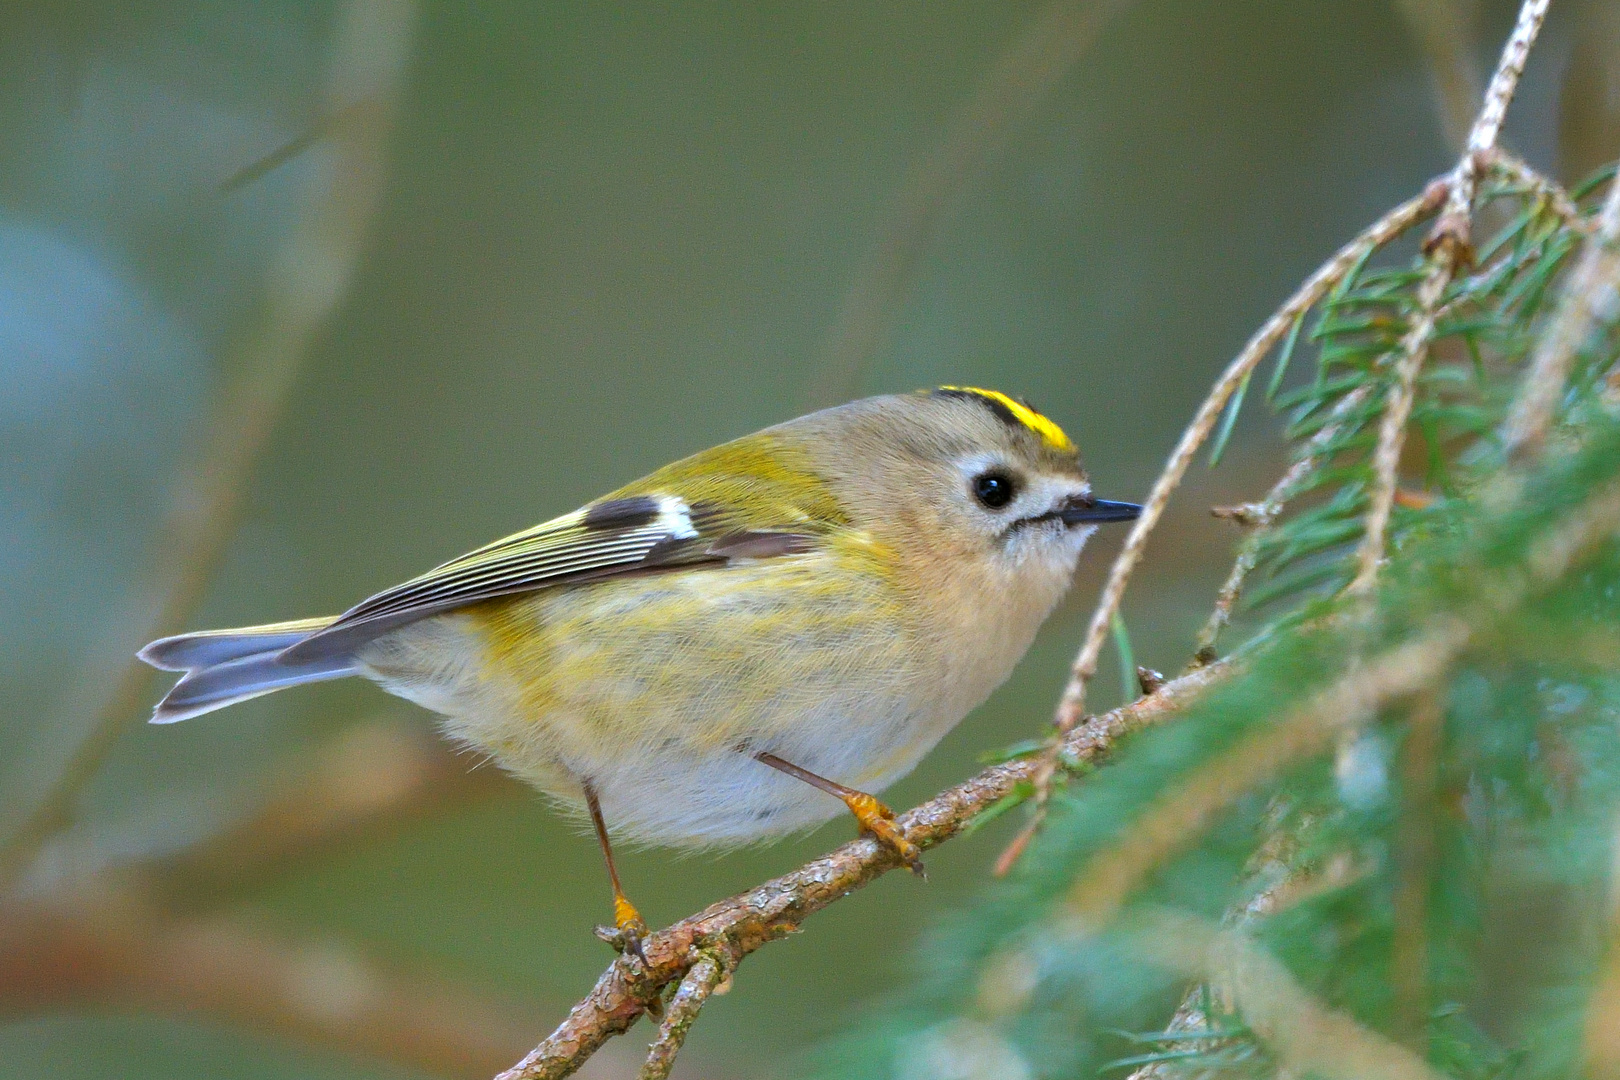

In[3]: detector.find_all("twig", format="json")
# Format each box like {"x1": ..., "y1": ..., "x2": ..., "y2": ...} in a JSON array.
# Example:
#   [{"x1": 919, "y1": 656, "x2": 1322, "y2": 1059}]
[
  {"x1": 1428, "y1": 0, "x2": 1550, "y2": 256},
  {"x1": 1051, "y1": 182, "x2": 1446, "y2": 733},
  {"x1": 0, "y1": 0, "x2": 418, "y2": 893},
  {"x1": 1348, "y1": 253, "x2": 1454, "y2": 593},
  {"x1": 1193, "y1": 384, "x2": 1374, "y2": 664},
  {"x1": 1489, "y1": 151, "x2": 1594, "y2": 235},
  {"x1": 809, "y1": 0, "x2": 1131, "y2": 406},
  {"x1": 1350, "y1": 0, "x2": 1550, "y2": 594},
  {"x1": 636, "y1": 952, "x2": 729, "y2": 1080},
  {"x1": 492, "y1": 663, "x2": 1225, "y2": 1080},
  {"x1": 986, "y1": 180, "x2": 1449, "y2": 876},
  {"x1": 1500, "y1": 170, "x2": 1620, "y2": 459}
]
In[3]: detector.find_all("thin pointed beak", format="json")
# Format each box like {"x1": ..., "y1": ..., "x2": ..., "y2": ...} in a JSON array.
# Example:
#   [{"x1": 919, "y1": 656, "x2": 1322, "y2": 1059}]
[{"x1": 1060, "y1": 497, "x2": 1142, "y2": 525}]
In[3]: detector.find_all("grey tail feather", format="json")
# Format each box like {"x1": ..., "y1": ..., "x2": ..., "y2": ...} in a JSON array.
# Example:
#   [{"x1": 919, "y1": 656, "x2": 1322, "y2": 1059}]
[{"x1": 139, "y1": 618, "x2": 354, "y2": 724}]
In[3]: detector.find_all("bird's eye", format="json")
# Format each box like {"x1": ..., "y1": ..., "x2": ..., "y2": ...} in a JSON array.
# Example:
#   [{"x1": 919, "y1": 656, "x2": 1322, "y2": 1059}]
[{"x1": 973, "y1": 471, "x2": 1016, "y2": 509}]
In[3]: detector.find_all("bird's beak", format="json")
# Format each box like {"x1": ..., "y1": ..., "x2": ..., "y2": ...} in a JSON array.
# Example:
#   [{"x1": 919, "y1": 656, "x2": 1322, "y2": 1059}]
[{"x1": 1059, "y1": 497, "x2": 1142, "y2": 525}]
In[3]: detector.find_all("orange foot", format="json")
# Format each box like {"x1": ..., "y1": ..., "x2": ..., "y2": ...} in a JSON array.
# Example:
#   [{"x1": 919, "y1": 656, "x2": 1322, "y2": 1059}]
[
  {"x1": 843, "y1": 791, "x2": 925, "y2": 877},
  {"x1": 594, "y1": 891, "x2": 650, "y2": 966}
]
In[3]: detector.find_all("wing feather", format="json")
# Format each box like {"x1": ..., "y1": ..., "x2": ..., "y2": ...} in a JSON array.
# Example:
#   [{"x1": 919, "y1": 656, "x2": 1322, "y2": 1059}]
[{"x1": 279, "y1": 494, "x2": 808, "y2": 663}]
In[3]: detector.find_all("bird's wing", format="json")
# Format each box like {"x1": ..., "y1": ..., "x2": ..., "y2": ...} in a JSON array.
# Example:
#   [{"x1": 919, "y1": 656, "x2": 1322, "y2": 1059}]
[{"x1": 280, "y1": 493, "x2": 816, "y2": 663}]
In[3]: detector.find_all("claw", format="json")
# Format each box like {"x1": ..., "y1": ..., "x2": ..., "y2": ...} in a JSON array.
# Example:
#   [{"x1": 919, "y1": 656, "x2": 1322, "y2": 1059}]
[
  {"x1": 845, "y1": 792, "x2": 926, "y2": 876},
  {"x1": 613, "y1": 893, "x2": 650, "y2": 965}
]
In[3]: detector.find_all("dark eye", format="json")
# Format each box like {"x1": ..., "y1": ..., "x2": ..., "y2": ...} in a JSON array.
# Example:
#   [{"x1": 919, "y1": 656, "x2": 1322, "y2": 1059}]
[{"x1": 973, "y1": 471, "x2": 1016, "y2": 509}]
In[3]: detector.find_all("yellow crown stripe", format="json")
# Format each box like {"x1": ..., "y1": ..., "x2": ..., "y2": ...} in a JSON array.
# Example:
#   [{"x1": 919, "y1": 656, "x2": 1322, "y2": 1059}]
[{"x1": 937, "y1": 386, "x2": 1076, "y2": 454}]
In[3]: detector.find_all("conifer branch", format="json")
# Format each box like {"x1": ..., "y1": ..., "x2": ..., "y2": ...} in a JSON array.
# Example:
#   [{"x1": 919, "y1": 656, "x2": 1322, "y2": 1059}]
[
  {"x1": 1062, "y1": 471, "x2": 1620, "y2": 936},
  {"x1": 1492, "y1": 151, "x2": 1594, "y2": 235},
  {"x1": 1061, "y1": 618, "x2": 1474, "y2": 934},
  {"x1": 1351, "y1": 0, "x2": 1549, "y2": 594},
  {"x1": 1049, "y1": 181, "x2": 1438, "y2": 735},
  {"x1": 1193, "y1": 385, "x2": 1373, "y2": 664},
  {"x1": 1349, "y1": 256, "x2": 1455, "y2": 593},
  {"x1": 1501, "y1": 167, "x2": 1620, "y2": 458},
  {"x1": 990, "y1": 179, "x2": 1449, "y2": 876},
  {"x1": 1056, "y1": 472, "x2": 1620, "y2": 939}
]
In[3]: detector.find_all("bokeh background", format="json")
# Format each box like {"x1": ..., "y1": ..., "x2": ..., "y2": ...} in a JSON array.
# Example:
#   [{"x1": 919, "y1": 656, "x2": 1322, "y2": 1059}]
[{"x1": 1, "y1": 1, "x2": 1614, "y2": 1077}]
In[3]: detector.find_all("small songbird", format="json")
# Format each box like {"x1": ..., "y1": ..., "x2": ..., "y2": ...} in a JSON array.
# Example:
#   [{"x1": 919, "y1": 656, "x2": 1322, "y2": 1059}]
[{"x1": 140, "y1": 387, "x2": 1138, "y2": 956}]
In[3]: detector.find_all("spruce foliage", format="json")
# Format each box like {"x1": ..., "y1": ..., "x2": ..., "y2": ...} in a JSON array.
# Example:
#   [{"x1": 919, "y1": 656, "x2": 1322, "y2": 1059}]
[{"x1": 817, "y1": 165, "x2": 1620, "y2": 1080}]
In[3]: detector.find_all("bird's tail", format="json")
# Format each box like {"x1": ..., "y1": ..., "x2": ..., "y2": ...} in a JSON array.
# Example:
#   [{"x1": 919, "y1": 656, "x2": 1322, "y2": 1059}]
[{"x1": 139, "y1": 616, "x2": 352, "y2": 724}]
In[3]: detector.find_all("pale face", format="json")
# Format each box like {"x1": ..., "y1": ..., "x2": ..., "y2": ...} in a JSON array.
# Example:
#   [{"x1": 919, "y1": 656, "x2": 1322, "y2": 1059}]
[{"x1": 948, "y1": 450, "x2": 1099, "y2": 582}]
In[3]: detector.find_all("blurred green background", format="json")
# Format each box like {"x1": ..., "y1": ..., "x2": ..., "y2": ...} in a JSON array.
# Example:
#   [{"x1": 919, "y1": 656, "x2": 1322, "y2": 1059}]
[{"x1": 0, "y1": 1, "x2": 1606, "y2": 1077}]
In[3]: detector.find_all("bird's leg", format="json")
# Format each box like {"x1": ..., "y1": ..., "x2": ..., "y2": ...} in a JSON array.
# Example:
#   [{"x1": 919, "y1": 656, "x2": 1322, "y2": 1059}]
[
  {"x1": 752, "y1": 751, "x2": 924, "y2": 875},
  {"x1": 584, "y1": 780, "x2": 649, "y2": 963}
]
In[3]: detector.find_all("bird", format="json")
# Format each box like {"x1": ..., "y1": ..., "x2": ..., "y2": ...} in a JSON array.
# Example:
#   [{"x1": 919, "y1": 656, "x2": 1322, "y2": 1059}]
[{"x1": 139, "y1": 387, "x2": 1139, "y2": 958}]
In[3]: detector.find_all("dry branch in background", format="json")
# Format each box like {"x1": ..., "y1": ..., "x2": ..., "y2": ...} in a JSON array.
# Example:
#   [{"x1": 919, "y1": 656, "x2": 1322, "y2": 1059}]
[
  {"x1": 0, "y1": 721, "x2": 527, "y2": 1077},
  {"x1": 809, "y1": 0, "x2": 1130, "y2": 407},
  {"x1": 143, "y1": 721, "x2": 515, "y2": 904},
  {"x1": 0, "y1": 3, "x2": 537, "y2": 1074},
  {"x1": 1559, "y1": 0, "x2": 1620, "y2": 183},
  {"x1": 1393, "y1": 0, "x2": 1482, "y2": 154},
  {"x1": 0, "y1": 896, "x2": 534, "y2": 1079},
  {"x1": 0, "y1": 0, "x2": 419, "y2": 894}
]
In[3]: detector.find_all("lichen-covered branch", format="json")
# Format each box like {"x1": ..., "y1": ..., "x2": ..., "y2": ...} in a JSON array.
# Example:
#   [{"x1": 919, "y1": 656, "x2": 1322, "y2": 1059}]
[
  {"x1": 636, "y1": 951, "x2": 729, "y2": 1080},
  {"x1": 492, "y1": 663, "x2": 1226, "y2": 1080},
  {"x1": 1428, "y1": 0, "x2": 1550, "y2": 253}
]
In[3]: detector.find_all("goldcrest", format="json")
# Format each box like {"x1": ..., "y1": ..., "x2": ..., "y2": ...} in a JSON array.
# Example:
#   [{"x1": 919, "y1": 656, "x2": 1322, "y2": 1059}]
[{"x1": 141, "y1": 387, "x2": 1138, "y2": 953}]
